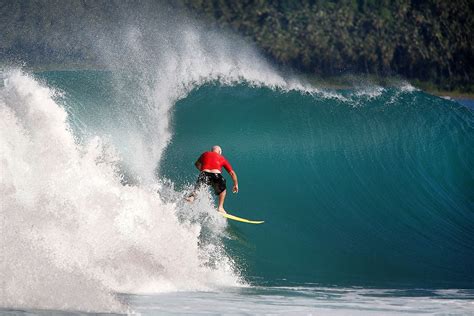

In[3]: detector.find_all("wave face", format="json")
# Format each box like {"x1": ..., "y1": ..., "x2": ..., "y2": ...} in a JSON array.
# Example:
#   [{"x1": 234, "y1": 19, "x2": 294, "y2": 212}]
[
  {"x1": 161, "y1": 84, "x2": 474, "y2": 288},
  {"x1": 1, "y1": 72, "x2": 473, "y2": 314},
  {"x1": 1, "y1": 70, "x2": 472, "y2": 314}
]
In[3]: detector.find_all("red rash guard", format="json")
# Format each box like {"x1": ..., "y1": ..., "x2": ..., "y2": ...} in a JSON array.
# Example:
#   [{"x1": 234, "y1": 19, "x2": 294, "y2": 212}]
[{"x1": 199, "y1": 151, "x2": 233, "y2": 173}]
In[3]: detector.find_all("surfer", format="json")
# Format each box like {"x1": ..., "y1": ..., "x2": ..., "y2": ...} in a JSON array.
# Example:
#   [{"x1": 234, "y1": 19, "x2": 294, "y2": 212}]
[{"x1": 186, "y1": 145, "x2": 238, "y2": 214}]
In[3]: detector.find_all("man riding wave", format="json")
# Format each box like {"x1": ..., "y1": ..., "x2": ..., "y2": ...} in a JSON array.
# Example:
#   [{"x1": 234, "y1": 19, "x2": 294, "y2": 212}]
[{"x1": 186, "y1": 145, "x2": 238, "y2": 213}]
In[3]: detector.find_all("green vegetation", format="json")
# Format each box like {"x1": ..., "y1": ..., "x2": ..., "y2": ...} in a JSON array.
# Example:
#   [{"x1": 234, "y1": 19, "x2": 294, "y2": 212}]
[
  {"x1": 182, "y1": 0, "x2": 474, "y2": 93},
  {"x1": 1, "y1": 0, "x2": 472, "y2": 93}
]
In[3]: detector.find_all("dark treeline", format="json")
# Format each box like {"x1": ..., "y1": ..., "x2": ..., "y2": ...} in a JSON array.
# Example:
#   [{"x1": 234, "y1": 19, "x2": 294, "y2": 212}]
[
  {"x1": 182, "y1": 0, "x2": 474, "y2": 91},
  {"x1": 1, "y1": 0, "x2": 472, "y2": 91}
]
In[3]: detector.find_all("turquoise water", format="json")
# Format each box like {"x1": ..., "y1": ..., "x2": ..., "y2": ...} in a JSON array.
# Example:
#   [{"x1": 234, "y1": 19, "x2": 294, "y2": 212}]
[
  {"x1": 161, "y1": 84, "x2": 474, "y2": 288},
  {"x1": 2, "y1": 69, "x2": 473, "y2": 314},
  {"x1": 37, "y1": 71, "x2": 474, "y2": 287},
  {"x1": 40, "y1": 71, "x2": 474, "y2": 289},
  {"x1": 456, "y1": 99, "x2": 474, "y2": 109}
]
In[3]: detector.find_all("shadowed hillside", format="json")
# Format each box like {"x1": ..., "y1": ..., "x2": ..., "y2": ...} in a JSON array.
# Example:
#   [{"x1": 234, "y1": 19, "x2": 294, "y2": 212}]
[{"x1": 1, "y1": 0, "x2": 473, "y2": 92}]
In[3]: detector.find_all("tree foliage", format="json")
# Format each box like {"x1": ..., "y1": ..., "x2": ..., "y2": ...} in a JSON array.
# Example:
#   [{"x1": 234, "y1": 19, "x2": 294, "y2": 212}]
[
  {"x1": 1, "y1": 0, "x2": 472, "y2": 91},
  {"x1": 183, "y1": 0, "x2": 474, "y2": 90}
]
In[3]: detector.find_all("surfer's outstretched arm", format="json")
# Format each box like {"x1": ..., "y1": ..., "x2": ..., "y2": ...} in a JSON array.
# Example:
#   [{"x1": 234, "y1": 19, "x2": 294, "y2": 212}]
[{"x1": 229, "y1": 170, "x2": 238, "y2": 193}]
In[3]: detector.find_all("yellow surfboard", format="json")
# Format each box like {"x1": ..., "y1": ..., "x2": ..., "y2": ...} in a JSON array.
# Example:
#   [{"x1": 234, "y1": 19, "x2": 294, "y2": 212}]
[{"x1": 221, "y1": 212, "x2": 264, "y2": 224}]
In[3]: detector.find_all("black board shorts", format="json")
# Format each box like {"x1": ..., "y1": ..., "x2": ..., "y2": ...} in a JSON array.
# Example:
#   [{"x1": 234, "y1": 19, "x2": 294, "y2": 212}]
[{"x1": 196, "y1": 171, "x2": 227, "y2": 195}]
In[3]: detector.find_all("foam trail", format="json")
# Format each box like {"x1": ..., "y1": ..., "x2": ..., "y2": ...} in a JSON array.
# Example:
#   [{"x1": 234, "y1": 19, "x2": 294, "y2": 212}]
[{"x1": 0, "y1": 70, "x2": 241, "y2": 312}]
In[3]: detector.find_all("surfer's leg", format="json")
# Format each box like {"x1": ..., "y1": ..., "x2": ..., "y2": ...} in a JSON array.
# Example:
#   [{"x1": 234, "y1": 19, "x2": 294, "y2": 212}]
[
  {"x1": 185, "y1": 185, "x2": 199, "y2": 202},
  {"x1": 217, "y1": 190, "x2": 227, "y2": 213},
  {"x1": 186, "y1": 172, "x2": 207, "y2": 202}
]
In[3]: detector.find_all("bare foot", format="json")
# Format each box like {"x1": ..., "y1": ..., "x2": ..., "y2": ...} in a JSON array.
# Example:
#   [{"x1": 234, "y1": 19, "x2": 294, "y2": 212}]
[{"x1": 218, "y1": 208, "x2": 227, "y2": 214}]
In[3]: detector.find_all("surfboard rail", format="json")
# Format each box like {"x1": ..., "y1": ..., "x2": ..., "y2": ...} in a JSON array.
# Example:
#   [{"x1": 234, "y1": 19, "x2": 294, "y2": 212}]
[{"x1": 221, "y1": 212, "x2": 264, "y2": 224}]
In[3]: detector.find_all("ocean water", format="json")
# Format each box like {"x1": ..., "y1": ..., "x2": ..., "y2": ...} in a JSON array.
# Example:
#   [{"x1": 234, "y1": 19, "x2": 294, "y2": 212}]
[
  {"x1": 455, "y1": 99, "x2": 474, "y2": 110},
  {"x1": 162, "y1": 83, "x2": 474, "y2": 289},
  {"x1": 1, "y1": 69, "x2": 473, "y2": 315},
  {"x1": 1, "y1": 5, "x2": 473, "y2": 314}
]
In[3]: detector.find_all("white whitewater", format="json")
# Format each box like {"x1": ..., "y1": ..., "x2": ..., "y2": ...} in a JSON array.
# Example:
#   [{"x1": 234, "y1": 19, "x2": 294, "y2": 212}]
[{"x1": 0, "y1": 70, "x2": 239, "y2": 312}]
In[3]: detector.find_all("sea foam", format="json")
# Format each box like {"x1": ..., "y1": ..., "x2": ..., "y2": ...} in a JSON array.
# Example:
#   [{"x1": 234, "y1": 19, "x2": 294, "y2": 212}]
[{"x1": 0, "y1": 70, "x2": 240, "y2": 312}]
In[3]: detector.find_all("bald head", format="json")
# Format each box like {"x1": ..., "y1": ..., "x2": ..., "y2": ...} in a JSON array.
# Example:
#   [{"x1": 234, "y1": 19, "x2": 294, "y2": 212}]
[{"x1": 212, "y1": 145, "x2": 222, "y2": 155}]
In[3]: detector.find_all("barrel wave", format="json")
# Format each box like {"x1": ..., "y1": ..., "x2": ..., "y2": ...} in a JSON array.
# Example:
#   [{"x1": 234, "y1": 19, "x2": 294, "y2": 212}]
[
  {"x1": 161, "y1": 83, "x2": 474, "y2": 288},
  {"x1": 2, "y1": 68, "x2": 473, "y2": 314}
]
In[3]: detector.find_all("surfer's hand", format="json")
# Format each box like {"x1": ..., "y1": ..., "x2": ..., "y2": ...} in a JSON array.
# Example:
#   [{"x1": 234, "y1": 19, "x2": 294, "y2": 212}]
[{"x1": 233, "y1": 184, "x2": 239, "y2": 193}]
